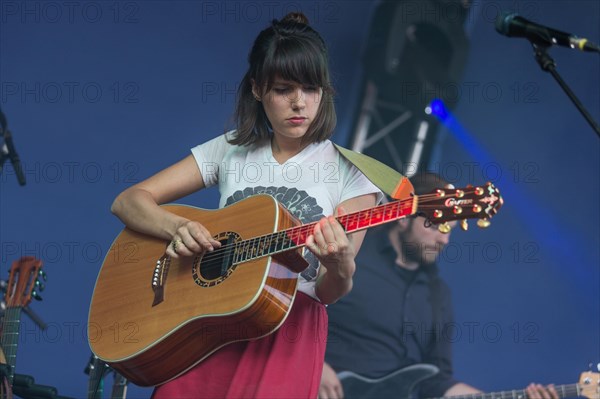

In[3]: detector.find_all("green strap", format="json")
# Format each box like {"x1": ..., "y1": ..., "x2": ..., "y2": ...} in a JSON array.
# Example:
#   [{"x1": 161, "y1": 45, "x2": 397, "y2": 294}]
[{"x1": 334, "y1": 143, "x2": 413, "y2": 199}]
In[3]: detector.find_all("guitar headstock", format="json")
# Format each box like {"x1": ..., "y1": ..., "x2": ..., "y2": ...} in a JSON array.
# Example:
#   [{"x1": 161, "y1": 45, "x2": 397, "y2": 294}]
[
  {"x1": 4, "y1": 256, "x2": 45, "y2": 308},
  {"x1": 415, "y1": 182, "x2": 503, "y2": 232},
  {"x1": 579, "y1": 371, "x2": 599, "y2": 399}
]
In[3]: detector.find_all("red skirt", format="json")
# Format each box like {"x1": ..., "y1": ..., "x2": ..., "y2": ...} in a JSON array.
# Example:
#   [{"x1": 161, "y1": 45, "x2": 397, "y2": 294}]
[{"x1": 151, "y1": 292, "x2": 328, "y2": 399}]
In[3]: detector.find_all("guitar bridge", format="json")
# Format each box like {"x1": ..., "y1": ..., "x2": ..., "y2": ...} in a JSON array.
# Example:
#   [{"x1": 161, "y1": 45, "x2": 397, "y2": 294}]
[{"x1": 151, "y1": 254, "x2": 170, "y2": 306}]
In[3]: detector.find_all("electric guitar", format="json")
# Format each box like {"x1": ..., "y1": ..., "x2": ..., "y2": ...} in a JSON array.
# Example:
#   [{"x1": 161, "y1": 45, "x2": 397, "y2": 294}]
[
  {"x1": 338, "y1": 364, "x2": 439, "y2": 398},
  {"x1": 88, "y1": 183, "x2": 503, "y2": 386},
  {"x1": 338, "y1": 364, "x2": 600, "y2": 399},
  {"x1": 0, "y1": 257, "x2": 45, "y2": 399}
]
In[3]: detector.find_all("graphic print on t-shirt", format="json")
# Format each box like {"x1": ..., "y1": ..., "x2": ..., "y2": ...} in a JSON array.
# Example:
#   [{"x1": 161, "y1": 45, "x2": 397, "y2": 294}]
[{"x1": 224, "y1": 186, "x2": 324, "y2": 282}]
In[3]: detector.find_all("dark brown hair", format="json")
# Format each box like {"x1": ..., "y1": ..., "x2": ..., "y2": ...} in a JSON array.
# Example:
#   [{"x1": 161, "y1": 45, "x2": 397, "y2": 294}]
[
  {"x1": 379, "y1": 172, "x2": 450, "y2": 234},
  {"x1": 229, "y1": 12, "x2": 336, "y2": 146},
  {"x1": 410, "y1": 171, "x2": 451, "y2": 196}
]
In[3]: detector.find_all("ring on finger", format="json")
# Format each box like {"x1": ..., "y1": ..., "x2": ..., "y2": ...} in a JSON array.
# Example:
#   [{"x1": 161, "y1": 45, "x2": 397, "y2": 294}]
[{"x1": 172, "y1": 239, "x2": 183, "y2": 254}]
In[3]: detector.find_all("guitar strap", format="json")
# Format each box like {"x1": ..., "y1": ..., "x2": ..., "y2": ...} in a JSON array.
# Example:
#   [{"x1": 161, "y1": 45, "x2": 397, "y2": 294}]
[
  {"x1": 334, "y1": 144, "x2": 445, "y2": 365},
  {"x1": 333, "y1": 144, "x2": 413, "y2": 199}
]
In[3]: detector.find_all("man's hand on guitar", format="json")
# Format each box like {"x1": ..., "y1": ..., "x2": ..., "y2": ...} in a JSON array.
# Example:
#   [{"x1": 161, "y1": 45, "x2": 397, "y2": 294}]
[
  {"x1": 319, "y1": 362, "x2": 344, "y2": 399},
  {"x1": 525, "y1": 383, "x2": 559, "y2": 399},
  {"x1": 167, "y1": 220, "x2": 221, "y2": 259}
]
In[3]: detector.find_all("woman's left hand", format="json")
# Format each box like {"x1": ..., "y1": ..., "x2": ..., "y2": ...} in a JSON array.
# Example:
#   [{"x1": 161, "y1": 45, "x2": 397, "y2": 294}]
[
  {"x1": 306, "y1": 207, "x2": 355, "y2": 280},
  {"x1": 525, "y1": 384, "x2": 559, "y2": 399}
]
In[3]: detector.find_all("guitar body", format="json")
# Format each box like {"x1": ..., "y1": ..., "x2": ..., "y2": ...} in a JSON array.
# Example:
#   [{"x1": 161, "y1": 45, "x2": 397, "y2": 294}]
[
  {"x1": 89, "y1": 195, "x2": 307, "y2": 386},
  {"x1": 338, "y1": 364, "x2": 439, "y2": 399}
]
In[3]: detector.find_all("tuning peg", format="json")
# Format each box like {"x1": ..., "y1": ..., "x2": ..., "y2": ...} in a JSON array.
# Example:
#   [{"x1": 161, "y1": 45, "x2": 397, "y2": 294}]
[
  {"x1": 460, "y1": 220, "x2": 468, "y2": 231},
  {"x1": 438, "y1": 222, "x2": 451, "y2": 234},
  {"x1": 32, "y1": 291, "x2": 43, "y2": 301},
  {"x1": 35, "y1": 280, "x2": 45, "y2": 292},
  {"x1": 477, "y1": 219, "x2": 491, "y2": 228},
  {"x1": 38, "y1": 270, "x2": 48, "y2": 281}
]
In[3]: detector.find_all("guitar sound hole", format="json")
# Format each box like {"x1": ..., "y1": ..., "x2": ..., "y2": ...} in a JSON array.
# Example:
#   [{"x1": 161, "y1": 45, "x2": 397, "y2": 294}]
[
  {"x1": 192, "y1": 232, "x2": 240, "y2": 287},
  {"x1": 200, "y1": 238, "x2": 232, "y2": 280}
]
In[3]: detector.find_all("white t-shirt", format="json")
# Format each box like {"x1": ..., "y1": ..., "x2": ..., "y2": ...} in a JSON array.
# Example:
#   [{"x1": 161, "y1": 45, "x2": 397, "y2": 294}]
[{"x1": 191, "y1": 131, "x2": 383, "y2": 300}]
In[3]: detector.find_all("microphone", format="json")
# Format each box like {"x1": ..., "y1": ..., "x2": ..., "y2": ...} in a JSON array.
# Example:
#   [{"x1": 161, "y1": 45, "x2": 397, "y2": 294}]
[
  {"x1": 495, "y1": 12, "x2": 600, "y2": 53},
  {"x1": 0, "y1": 108, "x2": 26, "y2": 186}
]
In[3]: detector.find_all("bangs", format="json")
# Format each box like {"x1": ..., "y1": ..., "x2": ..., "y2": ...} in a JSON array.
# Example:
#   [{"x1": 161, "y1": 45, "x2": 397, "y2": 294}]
[
  {"x1": 257, "y1": 39, "x2": 329, "y2": 90},
  {"x1": 233, "y1": 15, "x2": 337, "y2": 146}
]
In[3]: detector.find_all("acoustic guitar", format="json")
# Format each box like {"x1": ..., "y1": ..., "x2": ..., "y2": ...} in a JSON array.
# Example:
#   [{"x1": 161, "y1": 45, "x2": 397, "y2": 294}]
[
  {"x1": 88, "y1": 183, "x2": 503, "y2": 386},
  {"x1": 338, "y1": 364, "x2": 599, "y2": 399},
  {"x1": 0, "y1": 257, "x2": 45, "y2": 398}
]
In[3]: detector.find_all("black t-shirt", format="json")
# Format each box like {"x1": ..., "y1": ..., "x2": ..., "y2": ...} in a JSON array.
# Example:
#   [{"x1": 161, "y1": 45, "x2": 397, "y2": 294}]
[{"x1": 325, "y1": 227, "x2": 459, "y2": 398}]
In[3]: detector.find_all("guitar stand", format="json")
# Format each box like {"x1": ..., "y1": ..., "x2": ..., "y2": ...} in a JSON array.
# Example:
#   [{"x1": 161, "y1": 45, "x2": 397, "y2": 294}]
[
  {"x1": 2, "y1": 373, "x2": 75, "y2": 399},
  {"x1": 0, "y1": 364, "x2": 11, "y2": 378}
]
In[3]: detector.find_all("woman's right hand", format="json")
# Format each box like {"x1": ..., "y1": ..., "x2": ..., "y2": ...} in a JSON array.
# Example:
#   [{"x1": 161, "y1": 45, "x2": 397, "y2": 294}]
[
  {"x1": 319, "y1": 362, "x2": 344, "y2": 399},
  {"x1": 167, "y1": 220, "x2": 222, "y2": 258}
]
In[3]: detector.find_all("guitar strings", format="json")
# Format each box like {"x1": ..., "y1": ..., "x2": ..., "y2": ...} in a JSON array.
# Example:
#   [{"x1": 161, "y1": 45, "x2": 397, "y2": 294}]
[
  {"x1": 197, "y1": 188, "x2": 497, "y2": 263},
  {"x1": 197, "y1": 196, "x2": 416, "y2": 265},
  {"x1": 197, "y1": 189, "x2": 498, "y2": 265},
  {"x1": 195, "y1": 188, "x2": 499, "y2": 268}
]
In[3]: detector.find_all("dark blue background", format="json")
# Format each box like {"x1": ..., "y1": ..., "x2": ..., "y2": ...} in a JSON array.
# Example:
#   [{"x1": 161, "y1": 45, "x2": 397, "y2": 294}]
[{"x1": 0, "y1": 1, "x2": 598, "y2": 397}]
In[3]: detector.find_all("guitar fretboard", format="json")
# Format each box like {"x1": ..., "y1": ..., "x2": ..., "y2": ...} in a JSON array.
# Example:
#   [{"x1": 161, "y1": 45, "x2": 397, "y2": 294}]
[
  {"x1": 437, "y1": 383, "x2": 581, "y2": 399},
  {"x1": 1, "y1": 307, "x2": 23, "y2": 384},
  {"x1": 231, "y1": 197, "x2": 416, "y2": 264}
]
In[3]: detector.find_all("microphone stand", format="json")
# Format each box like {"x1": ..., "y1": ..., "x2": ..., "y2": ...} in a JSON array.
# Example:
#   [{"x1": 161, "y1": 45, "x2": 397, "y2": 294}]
[
  {"x1": 531, "y1": 43, "x2": 600, "y2": 137},
  {"x1": 0, "y1": 145, "x2": 8, "y2": 175},
  {"x1": 0, "y1": 107, "x2": 27, "y2": 185},
  {"x1": 22, "y1": 307, "x2": 48, "y2": 331}
]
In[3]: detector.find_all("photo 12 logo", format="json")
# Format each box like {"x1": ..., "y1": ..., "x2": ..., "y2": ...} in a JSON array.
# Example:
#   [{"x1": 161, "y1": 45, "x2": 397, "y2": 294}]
[
  {"x1": 0, "y1": 1, "x2": 140, "y2": 24},
  {"x1": 1, "y1": 81, "x2": 140, "y2": 104},
  {"x1": 0, "y1": 161, "x2": 140, "y2": 185},
  {"x1": 199, "y1": 1, "x2": 340, "y2": 24}
]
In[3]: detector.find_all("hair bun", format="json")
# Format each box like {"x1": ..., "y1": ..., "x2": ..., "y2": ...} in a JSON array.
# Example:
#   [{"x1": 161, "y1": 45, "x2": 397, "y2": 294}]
[{"x1": 280, "y1": 12, "x2": 309, "y2": 26}]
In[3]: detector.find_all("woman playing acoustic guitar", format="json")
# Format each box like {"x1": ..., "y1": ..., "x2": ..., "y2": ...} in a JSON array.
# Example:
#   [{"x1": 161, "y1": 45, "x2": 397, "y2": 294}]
[{"x1": 111, "y1": 12, "x2": 381, "y2": 398}]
